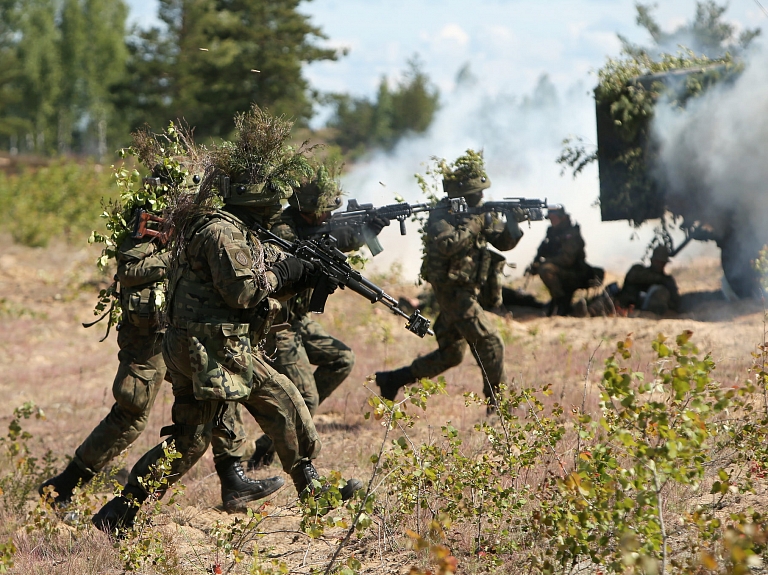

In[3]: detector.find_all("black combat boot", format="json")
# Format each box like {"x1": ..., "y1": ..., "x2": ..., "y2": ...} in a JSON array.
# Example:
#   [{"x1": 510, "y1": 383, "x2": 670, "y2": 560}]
[
  {"x1": 246, "y1": 434, "x2": 276, "y2": 472},
  {"x1": 290, "y1": 460, "x2": 362, "y2": 501},
  {"x1": 92, "y1": 486, "x2": 146, "y2": 536},
  {"x1": 215, "y1": 456, "x2": 285, "y2": 512},
  {"x1": 555, "y1": 296, "x2": 573, "y2": 316},
  {"x1": 547, "y1": 297, "x2": 572, "y2": 317},
  {"x1": 38, "y1": 460, "x2": 95, "y2": 505},
  {"x1": 375, "y1": 366, "x2": 416, "y2": 401}
]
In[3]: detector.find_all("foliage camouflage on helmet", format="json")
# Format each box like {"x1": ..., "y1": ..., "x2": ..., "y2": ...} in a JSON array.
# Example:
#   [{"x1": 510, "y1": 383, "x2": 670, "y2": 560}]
[
  {"x1": 202, "y1": 104, "x2": 314, "y2": 206},
  {"x1": 88, "y1": 122, "x2": 200, "y2": 328},
  {"x1": 440, "y1": 149, "x2": 491, "y2": 198},
  {"x1": 288, "y1": 161, "x2": 344, "y2": 213}
]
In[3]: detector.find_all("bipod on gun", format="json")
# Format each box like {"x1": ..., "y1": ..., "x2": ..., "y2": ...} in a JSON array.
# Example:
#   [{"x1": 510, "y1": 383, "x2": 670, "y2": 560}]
[{"x1": 253, "y1": 224, "x2": 434, "y2": 338}]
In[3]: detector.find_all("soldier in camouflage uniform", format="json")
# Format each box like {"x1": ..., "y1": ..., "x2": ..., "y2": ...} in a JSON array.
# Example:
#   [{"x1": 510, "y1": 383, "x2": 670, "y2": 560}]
[
  {"x1": 374, "y1": 150, "x2": 523, "y2": 406},
  {"x1": 248, "y1": 164, "x2": 389, "y2": 470},
  {"x1": 40, "y1": 168, "x2": 280, "y2": 514},
  {"x1": 529, "y1": 206, "x2": 603, "y2": 316},
  {"x1": 92, "y1": 109, "x2": 361, "y2": 533},
  {"x1": 616, "y1": 245, "x2": 680, "y2": 314}
]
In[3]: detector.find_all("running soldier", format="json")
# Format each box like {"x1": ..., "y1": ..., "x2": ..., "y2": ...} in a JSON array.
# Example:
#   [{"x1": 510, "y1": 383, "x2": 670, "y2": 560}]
[
  {"x1": 92, "y1": 107, "x2": 361, "y2": 534},
  {"x1": 374, "y1": 150, "x2": 522, "y2": 408},
  {"x1": 248, "y1": 163, "x2": 389, "y2": 469}
]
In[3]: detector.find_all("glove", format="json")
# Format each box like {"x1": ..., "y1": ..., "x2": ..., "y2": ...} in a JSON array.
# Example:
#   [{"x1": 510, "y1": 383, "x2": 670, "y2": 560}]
[
  {"x1": 367, "y1": 215, "x2": 390, "y2": 235},
  {"x1": 270, "y1": 257, "x2": 312, "y2": 291}
]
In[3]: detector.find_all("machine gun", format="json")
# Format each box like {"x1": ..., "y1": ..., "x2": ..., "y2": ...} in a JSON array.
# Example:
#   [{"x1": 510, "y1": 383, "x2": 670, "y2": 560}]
[
  {"x1": 307, "y1": 198, "x2": 466, "y2": 256},
  {"x1": 253, "y1": 224, "x2": 434, "y2": 338},
  {"x1": 464, "y1": 198, "x2": 548, "y2": 226}
]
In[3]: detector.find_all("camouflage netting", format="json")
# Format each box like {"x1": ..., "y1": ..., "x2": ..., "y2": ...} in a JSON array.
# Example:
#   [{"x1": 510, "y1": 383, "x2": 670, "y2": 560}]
[
  {"x1": 202, "y1": 104, "x2": 314, "y2": 199},
  {"x1": 594, "y1": 51, "x2": 739, "y2": 224},
  {"x1": 439, "y1": 149, "x2": 487, "y2": 183},
  {"x1": 439, "y1": 149, "x2": 491, "y2": 198},
  {"x1": 289, "y1": 160, "x2": 345, "y2": 214}
]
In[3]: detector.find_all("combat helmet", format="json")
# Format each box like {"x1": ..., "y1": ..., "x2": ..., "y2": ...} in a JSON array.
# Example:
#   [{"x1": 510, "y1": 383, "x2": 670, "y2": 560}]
[
  {"x1": 206, "y1": 104, "x2": 313, "y2": 206},
  {"x1": 441, "y1": 149, "x2": 491, "y2": 198},
  {"x1": 288, "y1": 162, "x2": 344, "y2": 214}
]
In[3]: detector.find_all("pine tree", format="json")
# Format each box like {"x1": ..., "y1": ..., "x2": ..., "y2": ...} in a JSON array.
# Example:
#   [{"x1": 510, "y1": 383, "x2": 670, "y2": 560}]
[{"x1": 118, "y1": 0, "x2": 340, "y2": 141}]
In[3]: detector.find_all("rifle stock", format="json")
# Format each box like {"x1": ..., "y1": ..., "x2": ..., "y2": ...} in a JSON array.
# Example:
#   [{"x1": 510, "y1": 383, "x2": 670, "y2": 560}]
[{"x1": 132, "y1": 208, "x2": 171, "y2": 244}]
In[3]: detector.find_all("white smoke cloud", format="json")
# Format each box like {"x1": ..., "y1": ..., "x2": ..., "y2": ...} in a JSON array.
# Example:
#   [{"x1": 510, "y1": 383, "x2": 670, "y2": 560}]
[
  {"x1": 651, "y1": 48, "x2": 768, "y2": 292},
  {"x1": 654, "y1": 48, "x2": 768, "y2": 211},
  {"x1": 340, "y1": 71, "x2": 718, "y2": 282}
]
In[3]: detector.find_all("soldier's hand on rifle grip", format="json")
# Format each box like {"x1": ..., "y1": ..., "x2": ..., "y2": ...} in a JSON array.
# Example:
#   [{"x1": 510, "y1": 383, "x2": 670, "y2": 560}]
[
  {"x1": 367, "y1": 215, "x2": 390, "y2": 235},
  {"x1": 269, "y1": 257, "x2": 308, "y2": 291}
]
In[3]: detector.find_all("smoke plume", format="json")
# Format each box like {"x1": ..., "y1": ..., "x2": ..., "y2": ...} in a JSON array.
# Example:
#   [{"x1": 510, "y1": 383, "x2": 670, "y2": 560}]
[
  {"x1": 340, "y1": 70, "x2": 717, "y2": 281},
  {"x1": 652, "y1": 47, "x2": 768, "y2": 292}
]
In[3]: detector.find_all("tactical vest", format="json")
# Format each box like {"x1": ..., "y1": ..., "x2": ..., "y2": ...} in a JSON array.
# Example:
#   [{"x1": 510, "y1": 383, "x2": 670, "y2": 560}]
[
  {"x1": 120, "y1": 282, "x2": 166, "y2": 333},
  {"x1": 167, "y1": 211, "x2": 280, "y2": 401},
  {"x1": 169, "y1": 212, "x2": 282, "y2": 338},
  {"x1": 116, "y1": 236, "x2": 168, "y2": 335},
  {"x1": 420, "y1": 203, "x2": 489, "y2": 289}
]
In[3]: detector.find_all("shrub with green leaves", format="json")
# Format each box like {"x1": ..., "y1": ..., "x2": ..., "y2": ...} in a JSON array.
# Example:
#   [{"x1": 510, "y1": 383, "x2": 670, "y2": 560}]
[{"x1": 0, "y1": 161, "x2": 114, "y2": 247}]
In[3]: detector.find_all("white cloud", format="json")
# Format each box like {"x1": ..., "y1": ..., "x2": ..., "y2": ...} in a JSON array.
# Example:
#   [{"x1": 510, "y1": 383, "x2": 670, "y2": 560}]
[{"x1": 436, "y1": 23, "x2": 470, "y2": 46}]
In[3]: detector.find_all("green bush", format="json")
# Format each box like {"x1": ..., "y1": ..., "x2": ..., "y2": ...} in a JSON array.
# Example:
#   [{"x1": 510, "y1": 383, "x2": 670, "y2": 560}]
[{"x1": 0, "y1": 160, "x2": 115, "y2": 247}]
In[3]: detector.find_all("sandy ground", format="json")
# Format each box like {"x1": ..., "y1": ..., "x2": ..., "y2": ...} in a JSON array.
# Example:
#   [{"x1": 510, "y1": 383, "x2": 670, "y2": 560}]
[{"x1": 1, "y1": 236, "x2": 766, "y2": 573}]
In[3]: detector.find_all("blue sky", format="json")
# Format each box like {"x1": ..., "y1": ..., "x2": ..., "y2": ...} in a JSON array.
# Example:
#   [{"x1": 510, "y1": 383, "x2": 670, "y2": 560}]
[
  {"x1": 124, "y1": 0, "x2": 762, "y2": 99},
  {"x1": 123, "y1": 0, "x2": 766, "y2": 276}
]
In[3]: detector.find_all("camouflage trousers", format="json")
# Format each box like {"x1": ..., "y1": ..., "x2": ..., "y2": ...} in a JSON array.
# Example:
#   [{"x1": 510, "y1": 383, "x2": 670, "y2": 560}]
[
  {"x1": 410, "y1": 285, "x2": 507, "y2": 399},
  {"x1": 271, "y1": 315, "x2": 355, "y2": 414},
  {"x1": 72, "y1": 324, "x2": 245, "y2": 477},
  {"x1": 122, "y1": 326, "x2": 321, "y2": 497},
  {"x1": 539, "y1": 262, "x2": 601, "y2": 300}
]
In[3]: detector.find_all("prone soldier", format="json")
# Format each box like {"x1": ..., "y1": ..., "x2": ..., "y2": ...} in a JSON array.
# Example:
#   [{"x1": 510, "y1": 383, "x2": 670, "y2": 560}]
[{"x1": 616, "y1": 245, "x2": 680, "y2": 314}]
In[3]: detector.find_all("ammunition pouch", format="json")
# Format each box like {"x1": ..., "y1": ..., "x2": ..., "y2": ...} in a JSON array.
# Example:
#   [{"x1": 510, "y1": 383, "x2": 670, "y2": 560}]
[
  {"x1": 248, "y1": 298, "x2": 281, "y2": 344},
  {"x1": 187, "y1": 321, "x2": 254, "y2": 401},
  {"x1": 121, "y1": 283, "x2": 165, "y2": 331},
  {"x1": 478, "y1": 250, "x2": 507, "y2": 310}
]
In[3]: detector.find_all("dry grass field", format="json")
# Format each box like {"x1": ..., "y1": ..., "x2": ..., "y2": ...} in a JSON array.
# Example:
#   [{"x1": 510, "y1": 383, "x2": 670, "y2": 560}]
[{"x1": 1, "y1": 237, "x2": 767, "y2": 574}]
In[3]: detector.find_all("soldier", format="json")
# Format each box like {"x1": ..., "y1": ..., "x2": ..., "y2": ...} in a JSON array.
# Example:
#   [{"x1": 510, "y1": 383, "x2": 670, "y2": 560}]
[
  {"x1": 248, "y1": 163, "x2": 388, "y2": 470},
  {"x1": 40, "y1": 156, "x2": 282, "y2": 513},
  {"x1": 92, "y1": 108, "x2": 361, "y2": 534},
  {"x1": 616, "y1": 245, "x2": 680, "y2": 314},
  {"x1": 528, "y1": 206, "x2": 603, "y2": 316},
  {"x1": 374, "y1": 150, "x2": 522, "y2": 408}
]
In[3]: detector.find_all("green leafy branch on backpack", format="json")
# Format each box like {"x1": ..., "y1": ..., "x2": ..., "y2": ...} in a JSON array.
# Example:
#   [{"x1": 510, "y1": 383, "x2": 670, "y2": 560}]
[{"x1": 86, "y1": 122, "x2": 194, "y2": 326}]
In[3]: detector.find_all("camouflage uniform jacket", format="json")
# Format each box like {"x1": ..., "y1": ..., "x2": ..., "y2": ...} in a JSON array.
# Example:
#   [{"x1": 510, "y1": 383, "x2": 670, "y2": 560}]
[
  {"x1": 271, "y1": 206, "x2": 364, "y2": 320},
  {"x1": 535, "y1": 219, "x2": 586, "y2": 270},
  {"x1": 117, "y1": 223, "x2": 171, "y2": 334},
  {"x1": 618, "y1": 264, "x2": 681, "y2": 311},
  {"x1": 168, "y1": 209, "x2": 279, "y2": 329},
  {"x1": 420, "y1": 198, "x2": 521, "y2": 290}
]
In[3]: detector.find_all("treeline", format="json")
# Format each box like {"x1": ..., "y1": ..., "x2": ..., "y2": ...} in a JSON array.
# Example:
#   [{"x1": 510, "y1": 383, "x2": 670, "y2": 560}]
[{"x1": 0, "y1": 0, "x2": 439, "y2": 159}]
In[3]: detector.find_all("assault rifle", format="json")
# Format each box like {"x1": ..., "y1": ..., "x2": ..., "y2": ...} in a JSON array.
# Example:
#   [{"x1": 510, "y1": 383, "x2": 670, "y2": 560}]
[
  {"x1": 132, "y1": 208, "x2": 171, "y2": 244},
  {"x1": 464, "y1": 198, "x2": 548, "y2": 226},
  {"x1": 307, "y1": 198, "x2": 466, "y2": 256},
  {"x1": 253, "y1": 224, "x2": 434, "y2": 338}
]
